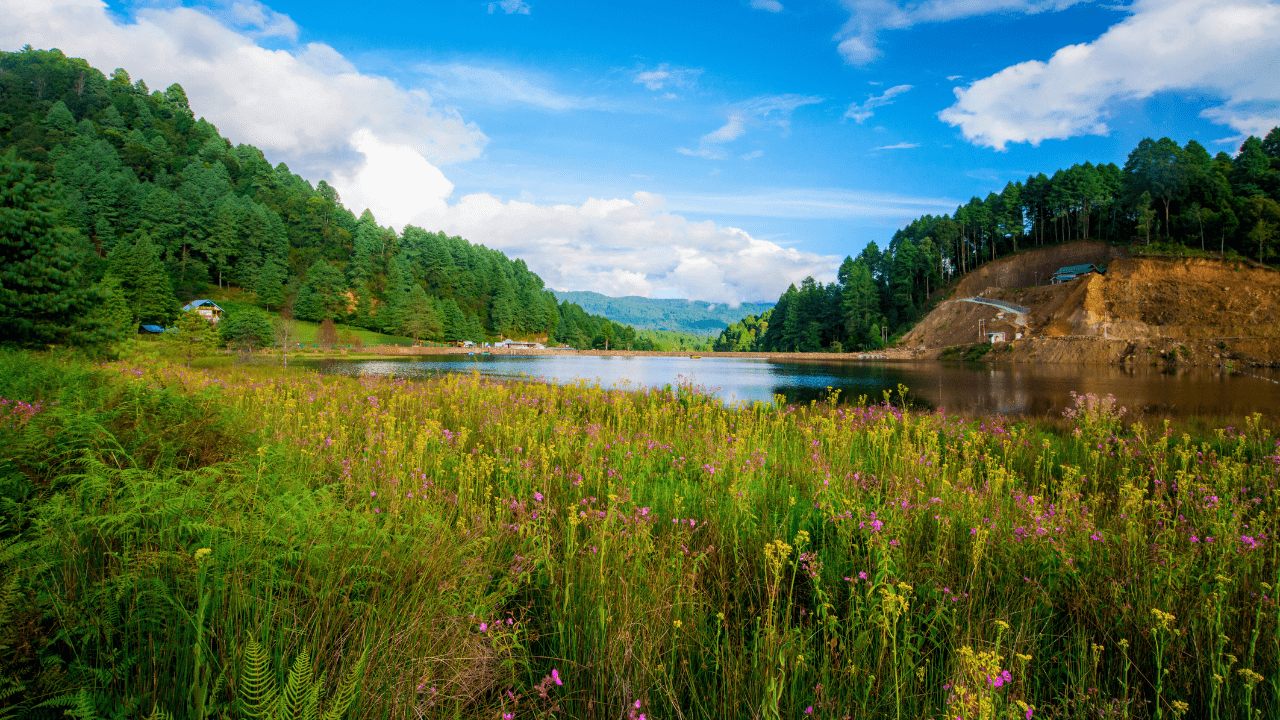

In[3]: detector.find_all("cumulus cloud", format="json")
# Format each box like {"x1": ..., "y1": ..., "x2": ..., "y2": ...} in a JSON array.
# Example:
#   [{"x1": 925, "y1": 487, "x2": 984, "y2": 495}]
[
  {"x1": 220, "y1": 0, "x2": 299, "y2": 40},
  {"x1": 750, "y1": 0, "x2": 785, "y2": 12},
  {"x1": 939, "y1": 0, "x2": 1280, "y2": 149},
  {"x1": 844, "y1": 83, "x2": 912, "y2": 122},
  {"x1": 2, "y1": 0, "x2": 840, "y2": 302},
  {"x1": 2, "y1": 0, "x2": 487, "y2": 184},
  {"x1": 680, "y1": 94, "x2": 822, "y2": 158},
  {"x1": 834, "y1": 0, "x2": 1087, "y2": 65},
  {"x1": 419, "y1": 63, "x2": 602, "y2": 111},
  {"x1": 330, "y1": 129, "x2": 455, "y2": 229},
  {"x1": 408, "y1": 191, "x2": 839, "y2": 303},
  {"x1": 633, "y1": 63, "x2": 703, "y2": 92},
  {"x1": 488, "y1": 0, "x2": 531, "y2": 15}
]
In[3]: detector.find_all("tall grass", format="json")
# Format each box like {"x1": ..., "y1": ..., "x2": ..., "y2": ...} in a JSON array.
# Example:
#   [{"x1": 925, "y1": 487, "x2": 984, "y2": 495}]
[{"x1": 0, "y1": 352, "x2": 1275, "y2": 719}]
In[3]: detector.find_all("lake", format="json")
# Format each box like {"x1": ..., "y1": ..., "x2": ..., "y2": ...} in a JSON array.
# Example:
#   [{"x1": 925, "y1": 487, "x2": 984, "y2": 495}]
[{"x1": 307, "y1": 355, "x2": 1280, "y2": 418}]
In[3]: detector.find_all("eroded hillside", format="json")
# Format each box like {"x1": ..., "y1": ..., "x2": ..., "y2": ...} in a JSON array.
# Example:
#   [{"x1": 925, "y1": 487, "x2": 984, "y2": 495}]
[{"x1": 903, "y1": 244, "x2": 1280, "y2": 366}]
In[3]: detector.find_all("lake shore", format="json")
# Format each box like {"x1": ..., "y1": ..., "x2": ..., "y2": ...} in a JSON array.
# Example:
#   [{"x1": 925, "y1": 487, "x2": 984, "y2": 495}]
[{"x1": 360, "y1": 344, "x2": 922, "y2": 361}]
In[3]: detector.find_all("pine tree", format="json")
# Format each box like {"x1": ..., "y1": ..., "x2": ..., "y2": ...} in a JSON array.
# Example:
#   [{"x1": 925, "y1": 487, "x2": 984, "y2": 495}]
[
  {"x1": 107, "y1": 232, "x2": 179, "y2": 325},
  {"x1": 0, "y1": 151, "x2": 101, "y2": 346},
  {"x1": 254, "y1": 255, "x2": 287, "y2": 311},
  {"x1": 44, "y1": 100, "x2": 75, "y2": 133},
  {"x1": 172, "y1": 309, "x2": 216, "y2": 366}
]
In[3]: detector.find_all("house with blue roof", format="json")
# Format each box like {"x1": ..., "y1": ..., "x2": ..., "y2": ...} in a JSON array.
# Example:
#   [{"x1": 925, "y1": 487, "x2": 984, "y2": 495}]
[{"x1": 181, "y1": 299, "x2": 225, "y2": 322}]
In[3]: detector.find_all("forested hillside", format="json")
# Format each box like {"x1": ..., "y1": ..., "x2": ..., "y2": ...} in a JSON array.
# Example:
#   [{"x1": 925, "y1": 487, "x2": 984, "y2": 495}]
[
  {"x1": 552, "y1": 290, "x2": 773, "y2": 335},
  {"x1": 722, "y1": 129, "x2": 1280, "y2": 353},
  {"x1": 0, "y1": 46, "x2": 649, "y2": 350}
]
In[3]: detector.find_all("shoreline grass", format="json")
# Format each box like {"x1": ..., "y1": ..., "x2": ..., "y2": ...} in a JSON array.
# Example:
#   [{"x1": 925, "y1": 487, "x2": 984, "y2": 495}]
[{"x1": 0, "y1": 352, "x2": 1275, "y2": 719}]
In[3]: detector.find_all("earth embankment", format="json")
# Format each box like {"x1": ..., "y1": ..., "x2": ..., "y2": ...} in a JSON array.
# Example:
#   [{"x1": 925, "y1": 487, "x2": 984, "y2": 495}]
[{"x1": 903, "y1": 243, "x2": 1280, "y2": 366}]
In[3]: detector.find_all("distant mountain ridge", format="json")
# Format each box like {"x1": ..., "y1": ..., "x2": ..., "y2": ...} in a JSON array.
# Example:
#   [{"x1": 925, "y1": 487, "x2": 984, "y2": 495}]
[{"x1": 551, "y1": 291, "x2": 774, "y2": 335}]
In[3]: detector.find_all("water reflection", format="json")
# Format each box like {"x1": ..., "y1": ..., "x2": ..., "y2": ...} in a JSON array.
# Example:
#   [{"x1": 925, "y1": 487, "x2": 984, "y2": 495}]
[{"x1": 306, "y1": 355, "x2": 1280, "y2": 418}]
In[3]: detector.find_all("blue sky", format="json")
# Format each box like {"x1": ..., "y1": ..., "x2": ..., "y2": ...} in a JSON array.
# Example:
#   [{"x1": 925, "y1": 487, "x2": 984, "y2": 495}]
[{"x1": 5, "y1": 0, "x2": 1279, "y2": 302}]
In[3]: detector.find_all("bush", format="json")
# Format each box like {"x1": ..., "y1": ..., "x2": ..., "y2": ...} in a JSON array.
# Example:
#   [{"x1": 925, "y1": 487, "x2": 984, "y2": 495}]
[{"x1": 219, "y1": 308, "x2": 272, "y2": 352}]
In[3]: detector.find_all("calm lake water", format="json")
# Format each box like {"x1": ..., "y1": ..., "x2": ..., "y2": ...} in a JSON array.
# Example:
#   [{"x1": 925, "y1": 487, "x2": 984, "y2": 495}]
[{"x1": 307, "y1": 355, "x2": 1280, "y2": 419}]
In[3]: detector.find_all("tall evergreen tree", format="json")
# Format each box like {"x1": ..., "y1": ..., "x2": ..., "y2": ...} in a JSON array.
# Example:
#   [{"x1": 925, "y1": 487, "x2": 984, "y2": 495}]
[
  {"x1": 106, "y1": 232, "x2": 179, "y2": 326},
  {"x1": 0, "y1": 151, "x2": 101, "y2": 346}
]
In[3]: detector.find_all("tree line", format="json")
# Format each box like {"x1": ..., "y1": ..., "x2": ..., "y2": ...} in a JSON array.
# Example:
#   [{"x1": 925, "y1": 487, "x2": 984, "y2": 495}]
[
  {"x1": 717, "y1": 127, "x2": 1280, "y2": 353},
  {"x1": 0, "y1": 47, "x2": 652, "y2": 350}
]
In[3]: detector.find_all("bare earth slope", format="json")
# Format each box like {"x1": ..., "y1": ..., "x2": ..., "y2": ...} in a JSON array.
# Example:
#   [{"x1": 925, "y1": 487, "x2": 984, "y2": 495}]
[{"x1": 904, "y1": 243, "x2": 1280, "y2": 366}]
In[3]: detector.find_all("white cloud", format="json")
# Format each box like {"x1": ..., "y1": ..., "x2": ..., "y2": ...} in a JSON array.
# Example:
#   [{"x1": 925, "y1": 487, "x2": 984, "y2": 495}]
[
  {"x1": 678, "y1": 146, "x2": 728, "y2": 160},
  {"x1": 663, "y1": 187, "x2": 956, "y2": 220},
  {"x1": 633, "y1": 63, "x2": 703, "y2": 91},
  {"x1": 874, "y1": 142, "x2": 920, "y2": 149},
  {"x1": 419, "y1": 63, "x2": 600, "y2": 111},
  {"x1": 221, "y1": 0, "x2": 299, "y2": 40},
  {"x1": 683, "y1": 94, "x2": 822, "y2": 158},
  {"x1": 331, "y1": 129, "x2": 455, "y2": 229},
  {"x1": 940, "y1": 0, "x2": 1280, "y2": 150},
  {"x1": 2, "y1": 0, "x2": 837, "y2": 303},
  {"x1": 704, "y1": 114, "x2": 749, "y2": 143},
  {"x1": 751, "y1": 0, "x2": 785, "y2": 12},
  {"x1": 843, "y1": 84, "x2": 912, "y2": 122},
  {"x1": 834, "y1": 0, "x2": 1088, "y2": 65},
  {"x1": 410, "y1": 191, "x2": 840, "y2": 304},
  {"x1": 946, "y1": 74, "x2": 962, "y2": 81},
  {"x1": 488, "y1": 0, "x2": 531, "y2": 14},
  {"x1": 2, "y1": 0, "x2": 487, "y2": 185},
  {"x1": 742, "y1": 150, "x2": 765, "y2": 160}
]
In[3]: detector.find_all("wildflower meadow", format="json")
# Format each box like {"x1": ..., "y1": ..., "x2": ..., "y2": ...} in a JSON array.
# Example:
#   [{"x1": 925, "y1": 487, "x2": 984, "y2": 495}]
[{"x1": 0, "y1": 350, "x2": 1275, "y2": 719}]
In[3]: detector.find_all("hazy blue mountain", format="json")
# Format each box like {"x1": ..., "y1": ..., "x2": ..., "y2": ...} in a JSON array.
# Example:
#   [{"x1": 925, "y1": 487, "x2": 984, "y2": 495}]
[{"x1": 551, "y1": 291, "x2": 774, "y2": 335}]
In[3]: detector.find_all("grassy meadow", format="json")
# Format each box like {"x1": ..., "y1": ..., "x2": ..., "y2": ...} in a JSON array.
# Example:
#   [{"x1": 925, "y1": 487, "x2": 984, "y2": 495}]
[{"x1": 0, "y1": 351, "x2": 1276, "y2": 719}]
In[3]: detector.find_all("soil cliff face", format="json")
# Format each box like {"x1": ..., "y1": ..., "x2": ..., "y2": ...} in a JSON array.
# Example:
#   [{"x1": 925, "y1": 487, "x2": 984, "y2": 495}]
[{"x1": 903, "y1": 243, "x2": 1280, "y2": 366}]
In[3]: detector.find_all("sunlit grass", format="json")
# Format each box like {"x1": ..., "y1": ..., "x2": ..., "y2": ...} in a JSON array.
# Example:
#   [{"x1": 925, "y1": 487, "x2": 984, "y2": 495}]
[{"x1": 0, "y1": 354, "x2": 1275, "y2": 719}]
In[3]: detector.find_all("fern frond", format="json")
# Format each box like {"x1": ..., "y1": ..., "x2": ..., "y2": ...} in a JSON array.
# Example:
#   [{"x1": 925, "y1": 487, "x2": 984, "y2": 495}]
[
  {"x1": 0, "y1": 673, "x2": 25, "y2": 720},
  {"x1": 41, "y1": 689, "x2": 99, "y2": 720},
  {"x1": 143, "y1": 705, "x2": 174, "y2": 720},
  {"x1": 238, "y1": 636, "x2": 278, "y2": 720},
  {"x1": 33, "y1": 692, "x2": 78, "y2": 709},
  {"x1": 0, "y1": 572, "x2": 19, "y2": 651},
  {"x1": 302, "y1": 674, "x2": 323, "y2": 720},
  {"x1": 320, "y1": 647, "x2": 368, "y2": 720},
  {"x1": 281, "y1": 648, "x2": 312, "y2": 720}
]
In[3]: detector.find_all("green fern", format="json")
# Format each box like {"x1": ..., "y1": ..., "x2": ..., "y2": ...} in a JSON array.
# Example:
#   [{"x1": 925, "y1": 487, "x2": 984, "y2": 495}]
[
  {"x1": 143, "y1": 705, "x2": 174, "y2": 720},
  {"x1": 238, "y1": 637, "x2": 279, "y2": 720},
  {"x1": 321, "y1": 647, "x2": 367, "y2": 720},
  {"x1": 35, "y1": 689, "x2": 98, "y2": 720},
  {"x1": 280, "y1": 649, "x2": 312, "y2": 720},
  {"x1": 237, "y1": 638, "x2": 367, "y2": 720}
]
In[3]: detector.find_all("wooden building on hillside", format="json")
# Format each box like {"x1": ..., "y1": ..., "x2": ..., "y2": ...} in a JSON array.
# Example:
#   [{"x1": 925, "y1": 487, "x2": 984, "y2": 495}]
[{"x1": 181, "y1": 299, "x2": 225, "y2": 322}]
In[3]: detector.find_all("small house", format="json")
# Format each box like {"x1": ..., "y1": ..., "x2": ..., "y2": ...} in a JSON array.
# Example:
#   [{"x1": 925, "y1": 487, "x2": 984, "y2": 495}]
[
  {"x1": 495, "y1": 339, "x2": 543, "y2": 349},
  {"x1": 181, "y1": 299, "x2": 225, "y2": 323},
  {"x1": 986, "y1": 331, "x2": 1006, "y2": 344},
  {"x1": 1050, "y1": 264, "x2": 1105, "y2": 284}
]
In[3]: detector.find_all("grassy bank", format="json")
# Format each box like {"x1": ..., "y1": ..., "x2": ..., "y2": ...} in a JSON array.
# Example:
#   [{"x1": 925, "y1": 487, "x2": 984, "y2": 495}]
[{"x1": 0, "y1": 352, "x2": 1275, "y2": 719}]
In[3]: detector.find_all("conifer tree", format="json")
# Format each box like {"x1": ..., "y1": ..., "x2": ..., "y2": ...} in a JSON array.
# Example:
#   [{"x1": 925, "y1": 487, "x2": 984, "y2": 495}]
[
  {"x1": 106, "y1": 232, "x2": 179, "y2": 325},
  {"x1": 0, "y1": 151, "x2": 101, "y2": 346},
  {"x1": 172, "y1": 309, "x2": 216, "y2": 366}
]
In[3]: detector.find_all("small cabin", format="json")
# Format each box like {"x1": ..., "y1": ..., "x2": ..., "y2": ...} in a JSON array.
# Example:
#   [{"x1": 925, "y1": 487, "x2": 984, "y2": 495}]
[
  {"x1": 1050, "y1": 264, "x2": 1105, "y2": 284},
  {"x1": 986, "y1": 331, "x2": 1006, "y2": 344},
  {"x1": 181, "y1": 299, "x2": 225, "y2": 323}
]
